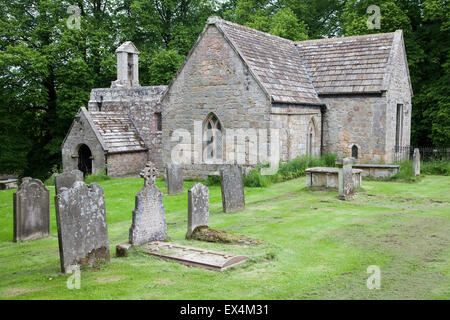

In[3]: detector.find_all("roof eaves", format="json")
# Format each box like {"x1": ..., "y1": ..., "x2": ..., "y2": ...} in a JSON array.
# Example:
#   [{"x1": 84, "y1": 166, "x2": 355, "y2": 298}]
[{"x1": 82, "y1": 107, "x2": 108, "y2": 152}]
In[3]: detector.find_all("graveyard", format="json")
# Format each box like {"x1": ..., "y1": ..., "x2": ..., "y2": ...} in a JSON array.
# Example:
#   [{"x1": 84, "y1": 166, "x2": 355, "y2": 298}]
[{"x1": 0, "y1": 174, "x2": 449, "y2": 300}]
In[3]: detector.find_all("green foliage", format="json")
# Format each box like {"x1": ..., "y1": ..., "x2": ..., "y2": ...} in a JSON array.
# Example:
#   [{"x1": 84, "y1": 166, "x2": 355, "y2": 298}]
[
  {"x1": 390, "y1": 160, "x2": 418, "y2": 182},
  {"x1": 243, "y1": 167, "x2": 273, "y2": 188},
  {"x1": 422, "y1": 160, "x2": 450, "y2": 176},
  {"x1": 244, "y1": 7, "x2": 309, "y2": 41},
  {"x1": 244, "y1": 153, "x2": 338, "y2": 187},
  {"x1": 391, "y1": 159, "x2": 449, "y2": 182},
  {"x1": 84, "y1": 171, "x2": 111, "y2": 184},
  {"x1": 148, "y1": 49, "x2": 184, "y2": 85},
  {"x1": 203, "y1": 174, "x2": 221, "y2": 186}
]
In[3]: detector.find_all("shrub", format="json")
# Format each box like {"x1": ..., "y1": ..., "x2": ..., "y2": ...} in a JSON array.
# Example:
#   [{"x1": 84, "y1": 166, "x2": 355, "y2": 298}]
[
  {"x1": 243, "y1": 153, "x2": 338, "y2": 188},
  {"x1": 322, "y1": 152, "x2": 338, "y2": 167},
  {"x1": 243, "y1": 167, "x2": 273, "y2": 187},
  {"x1": 422, "y1": 160, "x2": 450, "y2": 176},
  {"x1": 203, "y1": 175, "x2": 221, "y2": 186},
  {"x1": 391, "y1": 159, "x2": 449, "y2": 182},
  {"x1": 390, "y1": 160, "x2": 417, "y2": 182}
]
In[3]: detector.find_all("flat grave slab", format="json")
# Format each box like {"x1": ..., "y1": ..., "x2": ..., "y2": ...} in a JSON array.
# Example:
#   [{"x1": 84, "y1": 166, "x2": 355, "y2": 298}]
[
  {"x1": 144, "y1": 242, "x2": 247, "y2": 271},
  {"x1": 0, "y1": 179, "x2": 18, "y2": 190}
]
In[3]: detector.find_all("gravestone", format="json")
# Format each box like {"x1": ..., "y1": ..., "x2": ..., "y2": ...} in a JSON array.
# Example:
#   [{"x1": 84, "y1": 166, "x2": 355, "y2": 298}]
[
  {"x1": 129, "y1": 161, "x2": 167, "y2": 246},
  {"x1": 55, "y1": 181, "x2": 110, "y2": 273},
  {"x1": 220, "y1": 165, "x2": 245, "y2": 213},
  {"x1": 13, "y1": 178, "x2": 50, "y2": 242},
  {"x1": 186, "y1": 183, "x2": 209, "y2": 239},
  {"x1": 413, "y1": 148, "x2": 420, "y2": 177},
  {"x1": 55, "y1": 169, "x2": 83, "y2": 195},
  {"x1": 165, "y1": 163, "x2": 183, "y2": 194},
  {"x1": 336, "y1": 157, "x2": 355, "y2": 200}
]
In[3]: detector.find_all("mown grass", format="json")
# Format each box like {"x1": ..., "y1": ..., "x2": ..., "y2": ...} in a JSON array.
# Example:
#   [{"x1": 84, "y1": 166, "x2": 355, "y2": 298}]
[{"x1": 0, "y1": 175, "x2": 449, "y2": 300}]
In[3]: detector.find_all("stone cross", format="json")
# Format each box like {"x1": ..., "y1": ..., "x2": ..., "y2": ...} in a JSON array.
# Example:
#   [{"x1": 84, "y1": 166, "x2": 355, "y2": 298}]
[
  {"x1": 413, "y1": 148, "x2": 420, "y2": 177},
  {"x1": 129, "y1": 161, "x2": 167, "y2": 246},
  {"x1": 165, "y1": 163, "x2": 183, "y2": 195},
  {"x1": 55, "y1": 169, "x2": 83, "y2": 195},
  {"x1": 186, "y1": 183, "x2": 209, "y2": 239},
  {"x1": 13, "y1": 178, "x2": 50, "y2": 242},
  {"x1": 55, "y1": 181, "x2": 110, "y2": 273},
  {"x1": 220, "y1": 164, "x2": 245, "y2": 213},
  {"x1": 140, "y1": 161, "x2": 159, "y2": 187},
  {"x1": 336, "y1": 157, "x2": 355, "y2": 200}
]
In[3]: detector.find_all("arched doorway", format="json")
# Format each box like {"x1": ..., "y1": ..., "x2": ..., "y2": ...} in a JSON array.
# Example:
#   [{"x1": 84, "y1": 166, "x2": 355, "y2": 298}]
[{"x1": 78, "y1": 144, "x2": 92, "y2": 177}]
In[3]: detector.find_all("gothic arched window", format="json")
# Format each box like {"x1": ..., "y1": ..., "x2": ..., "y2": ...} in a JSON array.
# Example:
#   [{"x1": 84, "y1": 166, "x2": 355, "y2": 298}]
[
  {"x1": 203, "y1": 114, "x2": 223, "y2": 162},
  {"x1": 307, "y1": 119, "x2": 316, "y2": 156}
]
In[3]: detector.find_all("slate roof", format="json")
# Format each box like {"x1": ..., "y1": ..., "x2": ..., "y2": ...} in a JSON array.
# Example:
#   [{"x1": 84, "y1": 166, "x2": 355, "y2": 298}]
[
  {"x1": 207, "y1": 17, "x2": 403, "y2": 101},
  {"x1": 295, "y1": 33, "x2": 395, "y2": 94},
  {"x1": 89, "y1": 111, "x2": 147, "y2": 153},
  {"x1": 214, "y1": 18, "x2": 323, "y2": 106}
]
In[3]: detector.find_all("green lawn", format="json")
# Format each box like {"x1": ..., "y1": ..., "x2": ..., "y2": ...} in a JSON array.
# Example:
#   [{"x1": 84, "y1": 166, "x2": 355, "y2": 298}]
[{"x1": 0, "y1": 176, "x2": 449, "y2": 299}]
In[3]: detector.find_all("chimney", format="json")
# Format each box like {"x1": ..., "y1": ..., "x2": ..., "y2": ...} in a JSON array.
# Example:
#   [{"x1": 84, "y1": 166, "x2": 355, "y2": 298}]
[{"x1": 111, "y1": 41, "x2": 140, "y2": 88}]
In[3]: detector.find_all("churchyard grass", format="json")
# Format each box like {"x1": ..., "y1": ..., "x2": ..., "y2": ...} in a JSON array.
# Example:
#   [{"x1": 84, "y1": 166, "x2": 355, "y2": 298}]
[{"x1": 0, "y1": 176, "x2": 449, "y2": 299}]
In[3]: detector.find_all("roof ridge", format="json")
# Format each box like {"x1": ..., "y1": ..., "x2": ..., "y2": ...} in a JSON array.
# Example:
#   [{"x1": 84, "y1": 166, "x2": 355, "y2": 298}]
[
  {"x1": 210, "y1": 16, "x2": 295, "y2": 45},
  {"x1": 296, "y1": 32, "x2": 396, "y2": 45}
]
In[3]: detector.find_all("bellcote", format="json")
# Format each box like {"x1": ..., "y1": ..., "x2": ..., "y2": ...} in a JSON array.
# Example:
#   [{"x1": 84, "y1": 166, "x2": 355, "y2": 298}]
[{"x1": 111, "y1": 41, "x2": 140, "y2": 88}]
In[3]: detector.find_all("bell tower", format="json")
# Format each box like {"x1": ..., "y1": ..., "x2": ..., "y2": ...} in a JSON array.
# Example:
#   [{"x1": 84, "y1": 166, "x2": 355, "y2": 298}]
[{"x1": 111, "y1": 41, "x2": 140, "y2": 88}]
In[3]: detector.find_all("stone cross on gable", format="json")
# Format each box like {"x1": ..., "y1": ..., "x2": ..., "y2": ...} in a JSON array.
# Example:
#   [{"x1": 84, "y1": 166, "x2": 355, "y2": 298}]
[{"x1": 140, "y1": 161, "x2": 159, "y2": 186}]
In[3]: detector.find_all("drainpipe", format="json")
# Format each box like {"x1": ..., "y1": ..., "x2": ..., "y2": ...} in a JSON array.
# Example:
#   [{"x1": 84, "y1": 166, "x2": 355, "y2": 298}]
[
  {"x1": 320, "y1": 105, "x2": 326, "y2": 157},
  {"x1": 104, "y1": 152, "x2": 108, "y2": 176}
]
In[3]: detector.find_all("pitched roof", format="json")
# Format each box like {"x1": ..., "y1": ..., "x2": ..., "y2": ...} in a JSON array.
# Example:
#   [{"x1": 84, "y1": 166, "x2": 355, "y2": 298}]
[
  {"x1": 89, "y1": 111, "x2": 147, "y2": 153},
  {"x1": 116, "y1": 41, "x2": 139, "y2": 54},
  {"x1": 211, "y1": 17, "x2": 323, "y2": 106},
  {"x1": 295, "y1": 32, "x2": 396, "y2": 94}
]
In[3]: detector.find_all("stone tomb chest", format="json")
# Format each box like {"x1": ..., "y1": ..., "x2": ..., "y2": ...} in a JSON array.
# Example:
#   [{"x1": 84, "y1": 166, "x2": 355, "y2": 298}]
[
  {"x1": 352, "y1": 164, "x2": 400, "y2": 178},
  {"x1": 306, "y1": 167, "x2": 362, "y2": 189}
]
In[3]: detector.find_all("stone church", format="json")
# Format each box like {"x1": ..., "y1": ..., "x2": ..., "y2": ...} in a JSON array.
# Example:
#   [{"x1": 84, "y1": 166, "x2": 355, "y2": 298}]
[{"x1": 62, "y1": 16, "x2": 412, "y2": 178}]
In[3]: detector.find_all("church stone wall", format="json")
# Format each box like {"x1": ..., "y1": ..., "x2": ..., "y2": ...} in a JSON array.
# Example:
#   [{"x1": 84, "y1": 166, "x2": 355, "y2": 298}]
[
  {"x1": 62, "y1": 110, "x2": 106, "y2": 175},
  {"x1": 385, "y1": 35, "x2": 412, "y2": 162},
  {"x1": 106, "y1": 151, "x2": 148, "y2": 177},
  {"x1": 321, "y1": 95, "x2": 388, "y2": 163},
  {"x1": 270, "y1": 105, "x2": 322, "y2": 160},
  {"x1": 88, "y1": 86, "x2": 166, "y2": 171},
  {"x1": 161, "y1": 25, "x2": 272, "y2": 178}
]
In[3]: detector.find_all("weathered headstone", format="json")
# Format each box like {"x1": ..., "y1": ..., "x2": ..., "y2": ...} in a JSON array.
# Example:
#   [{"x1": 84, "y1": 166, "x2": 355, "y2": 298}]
[
  {"x1": 336, "y1": 157, "x2": 355, "y2": 200},
  {"x1": 55, "y1": 181, "x2": 110, "y2": 273},
  {"x1": 220, "y1": 165, "x2": 245, "y2": 213},
  {"x1": 129, "y1": 161, "x2": 167, "y2": 246},
  {"x1": 165, "y1": 163, "x2": 183, "y2": 194},
  {"x1": 13, "y1": 178, "x2": 50, "y2": 242},
  {"x1": 186, "y1": 183, "x2": 209, "y2": 239},
  {"x1": 413, "y1": 148, "x2": 420, "y2": 177},
  {"x1": 55, "y1": 169, "x2": 83, "y2": 195}
]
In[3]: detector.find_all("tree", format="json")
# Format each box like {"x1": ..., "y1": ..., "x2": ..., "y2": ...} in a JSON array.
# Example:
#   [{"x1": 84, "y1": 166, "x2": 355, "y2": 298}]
[{"x1": 148, "y1": 49, "x2": 184, "y2": 85}]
